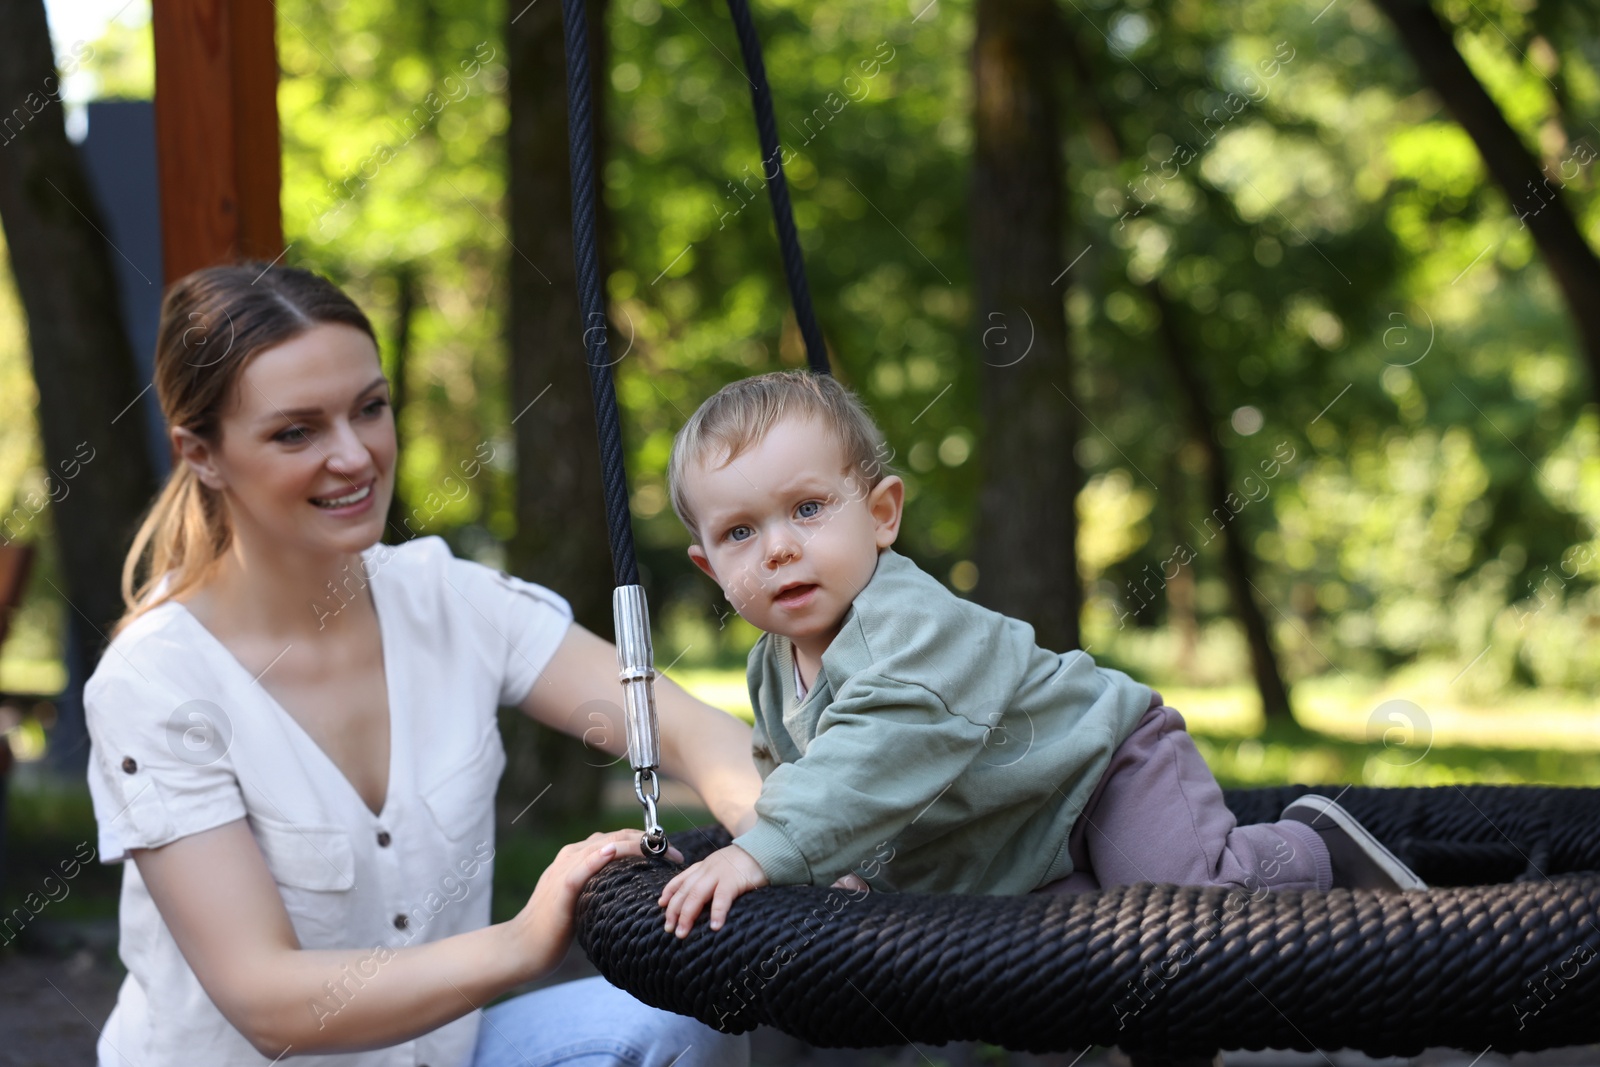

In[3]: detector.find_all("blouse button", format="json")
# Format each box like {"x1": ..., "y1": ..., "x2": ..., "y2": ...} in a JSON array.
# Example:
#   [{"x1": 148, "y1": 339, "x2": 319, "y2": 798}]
[
  {"x1": 121, "y1": 756, "x2": 138, "y2": 774},
  {"x1": 376, "y1": 830, "x2": 391, "y2": 847},
  {"x1": 393, "y1": 913, "x2": 409, "y2": 930}
]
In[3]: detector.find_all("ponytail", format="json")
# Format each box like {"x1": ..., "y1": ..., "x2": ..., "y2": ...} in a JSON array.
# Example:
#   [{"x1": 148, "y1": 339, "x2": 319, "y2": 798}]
[{"x1": 116, "y1": 462, "x2": 230, "y2": 635}]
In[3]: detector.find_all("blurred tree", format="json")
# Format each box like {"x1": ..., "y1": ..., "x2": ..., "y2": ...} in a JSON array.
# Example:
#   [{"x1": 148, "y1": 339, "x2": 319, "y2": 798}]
[
  {"x1": 502, "y1": 0, "x2": 613, "y2": 824},
  {"x1": 1052, "y1": 17, "x2": 1294, "y2": 717},
  {"x1": 1143, "y1": 281, "x2": 1293, "y2": 717},
  {"x1": 1052, "y1": 0, "x2": 1413, "y2": 698},
  {"x1": 278, "y1": 0, "x2": 515, "y2": 546},
  {"x1": 1371, "y1": 0, "x2": 1600, "y2": 404},
  {"x1": 970, "y1": 0, "x2": 1084, "y2": 652},
  {"x1": 0, "y1": 1, "x2": 157, "y2": 686},
  {"x1": 245, "y1": 0, "x2": 1600, "y2": 715},
  {"x1": 603, "y1": 0, "x2": 975, "y2": 634}
]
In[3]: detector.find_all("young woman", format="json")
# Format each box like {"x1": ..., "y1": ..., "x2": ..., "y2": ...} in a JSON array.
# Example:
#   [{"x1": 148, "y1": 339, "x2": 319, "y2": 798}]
[{"x1": 84, "y1": 263, "x2": 760, "y2": 1066}]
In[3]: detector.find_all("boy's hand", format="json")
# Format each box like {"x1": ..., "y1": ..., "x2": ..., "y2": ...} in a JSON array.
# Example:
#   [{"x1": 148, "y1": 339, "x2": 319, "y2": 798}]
[
  {"x1": 658, "y1": 844, "x2": 768, "y2": 938},
  {"x1": 831, "y1": 872, "x2": 871, "y2": 895}
]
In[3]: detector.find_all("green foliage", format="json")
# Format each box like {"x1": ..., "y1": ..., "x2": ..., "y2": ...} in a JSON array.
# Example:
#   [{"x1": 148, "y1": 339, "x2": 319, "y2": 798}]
[
  {"x1": 275, "y1": 0, "x2": 518, "y2": 552},
  {"x1": 606, "y1": 0, "x2": 978, "y2": 618},
  {"x1": 0, "y1": 232, "x2": 41, "y2": 525},
  {"x1": 1059, "y1": 0, "x2": 1600, "y2": 698},
  {"x1": 6, "y1": 0, "x2": 1599, "y2": 698}
]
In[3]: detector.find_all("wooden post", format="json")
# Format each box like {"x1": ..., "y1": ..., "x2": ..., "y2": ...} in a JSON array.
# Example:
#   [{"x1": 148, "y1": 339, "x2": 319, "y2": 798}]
[{"x1": 151, "y1": 0, "x2": 282, "y2": 283}]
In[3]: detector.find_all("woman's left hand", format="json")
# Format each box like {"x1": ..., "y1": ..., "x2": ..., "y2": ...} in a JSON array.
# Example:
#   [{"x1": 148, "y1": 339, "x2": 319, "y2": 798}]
[{"x1": 505, "y1": 829, "x2": 683, "y2": 981}]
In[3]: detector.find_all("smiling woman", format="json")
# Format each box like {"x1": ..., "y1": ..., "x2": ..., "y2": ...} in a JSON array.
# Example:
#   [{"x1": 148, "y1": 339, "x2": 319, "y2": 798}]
[
  {"x1": 82, "y1": 262, "x2": 758, "y2": 1067},
  {"x1": 117, "y1": 266, "x2": 390, "y2": 629}
]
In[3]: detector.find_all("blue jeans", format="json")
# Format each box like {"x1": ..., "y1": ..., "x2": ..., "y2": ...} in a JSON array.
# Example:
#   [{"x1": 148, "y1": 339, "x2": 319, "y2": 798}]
[{"x1": 470, "y1": 976, "x2": 750, "y2": 1067}]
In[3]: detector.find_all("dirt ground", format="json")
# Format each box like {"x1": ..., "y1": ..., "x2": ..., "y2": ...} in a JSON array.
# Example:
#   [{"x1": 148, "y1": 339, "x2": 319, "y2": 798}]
[
  {"x1": 3, "y1": 934, "x2": 1597, "y2": 1067},
  {"x1": 0, "y1": 946, "x2": 121, "y2": 1067}
]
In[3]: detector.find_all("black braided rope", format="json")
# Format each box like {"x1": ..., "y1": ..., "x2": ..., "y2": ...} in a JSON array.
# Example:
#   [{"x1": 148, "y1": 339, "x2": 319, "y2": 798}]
[
  {"x1": 1223, "y1": 785, "x2": 1599, "y2": 886},
  {"x1": 561, "y1": 0, "x2": 640, "y2": 587},
  {"x1": 577, "y1": 785, "x2": 1600, "y2": 1055},
  {"x1": 723, "y1": 0, "x2": 831, "y2": 376}
]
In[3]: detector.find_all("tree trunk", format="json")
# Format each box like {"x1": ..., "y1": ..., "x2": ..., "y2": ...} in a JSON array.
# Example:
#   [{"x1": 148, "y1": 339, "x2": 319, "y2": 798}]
[
  {"x1": 0, "y1": 0, "x2": 160, "y2": 748},
  {"x1": 1373, "y1": 0, "x2": 1600, "y2": 401},
  {"x1": 502, "y1": 0, "x2": 614, "y2": 826},
  {"x1": 970, "y1": 0, "x2": 1083, "y2": 653},
  {"x1": 384, "y1": 262, "x2": 419, "y2": 541},
  {"x1": 1145, "y1": 285, "x2": 1293, "y2": 720}
]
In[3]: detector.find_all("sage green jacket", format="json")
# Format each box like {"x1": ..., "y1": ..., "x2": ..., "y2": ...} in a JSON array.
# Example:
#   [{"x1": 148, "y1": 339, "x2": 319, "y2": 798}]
[{"x1": 731, "y1": 546, "x2": 1154, "y2": 895}]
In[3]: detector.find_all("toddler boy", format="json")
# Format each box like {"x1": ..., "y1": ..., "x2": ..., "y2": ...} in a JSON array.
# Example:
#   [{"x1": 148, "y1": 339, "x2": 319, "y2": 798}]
[{"x1": 658, "y1": 371, "x2": 1423, "y2": 937}]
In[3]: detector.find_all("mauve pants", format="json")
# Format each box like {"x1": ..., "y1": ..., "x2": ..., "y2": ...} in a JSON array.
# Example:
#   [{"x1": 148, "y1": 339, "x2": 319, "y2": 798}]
[{"x1": 1037, "y1": 692, "x2": 1332, "y2": 894}]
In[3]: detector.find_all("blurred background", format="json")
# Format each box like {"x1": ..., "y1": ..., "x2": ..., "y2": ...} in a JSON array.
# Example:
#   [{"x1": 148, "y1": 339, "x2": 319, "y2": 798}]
[{"x1": 0, "y1": 0, "x2": 1596, "y2": 1062}]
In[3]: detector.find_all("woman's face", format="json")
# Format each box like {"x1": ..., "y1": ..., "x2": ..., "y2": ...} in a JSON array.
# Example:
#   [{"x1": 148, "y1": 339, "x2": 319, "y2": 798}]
[{"x1": 184, "y1": 322, "x2": 396, "y2": 560}]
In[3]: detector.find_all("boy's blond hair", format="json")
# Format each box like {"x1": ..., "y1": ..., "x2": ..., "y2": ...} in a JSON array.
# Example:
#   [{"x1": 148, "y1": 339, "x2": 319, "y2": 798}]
[{"x1": 668, "y1": 371, "x2": 898, "y2": 542}]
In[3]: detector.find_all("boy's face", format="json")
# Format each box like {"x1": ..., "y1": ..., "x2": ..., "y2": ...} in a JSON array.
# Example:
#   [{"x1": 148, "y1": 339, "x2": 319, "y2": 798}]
[{"x1": 684, "y1": 415, "x2": 903, "y2": 654}]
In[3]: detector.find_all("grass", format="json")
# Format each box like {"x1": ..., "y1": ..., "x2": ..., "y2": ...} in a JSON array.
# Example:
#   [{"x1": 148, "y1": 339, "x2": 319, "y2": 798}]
[
  {"x1": 668, "y1": 668, "x2": 1600, "y2": 787},
  {"x1": 1, "y1": 775, "x2": 123, "y2": 952},
  {"x1": 1191, "y1": 712, "x2": 1599, "y2": 789}
]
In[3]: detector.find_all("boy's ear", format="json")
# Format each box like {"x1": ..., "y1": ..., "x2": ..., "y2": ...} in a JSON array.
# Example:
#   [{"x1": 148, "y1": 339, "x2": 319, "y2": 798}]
[
  {"x1": 868, "y1": 475, "x2": 904, "y2": 549},
  {"x1": 687, "y1": 544, "x2": 718, "y2": 580}
]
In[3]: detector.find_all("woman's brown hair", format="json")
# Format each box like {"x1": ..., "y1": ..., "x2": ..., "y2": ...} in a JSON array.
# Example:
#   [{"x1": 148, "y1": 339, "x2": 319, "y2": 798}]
[{"x1": 115, "y1": 263, "x2": 377, "y2": 635}]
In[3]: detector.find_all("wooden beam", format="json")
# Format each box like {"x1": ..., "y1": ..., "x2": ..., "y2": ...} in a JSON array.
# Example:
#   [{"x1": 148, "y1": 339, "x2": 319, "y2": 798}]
[{"x1": 152, "y1": 0, "x2": 282, "y2": 283}]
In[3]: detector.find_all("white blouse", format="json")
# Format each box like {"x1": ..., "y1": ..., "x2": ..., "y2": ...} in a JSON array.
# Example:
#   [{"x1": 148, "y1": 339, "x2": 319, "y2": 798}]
[{"x1": 84, "y1": 536, "x2": 574, "y2": 1067}]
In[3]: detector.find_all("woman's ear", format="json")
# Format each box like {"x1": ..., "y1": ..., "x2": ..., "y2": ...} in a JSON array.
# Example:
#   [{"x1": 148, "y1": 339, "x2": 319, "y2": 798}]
[
  {"x1": 172, "y1": 427, "x2": 225, "y2": 491},
  {"x1": 868, "y1": 476, "x2": 904, "y2": 549}
]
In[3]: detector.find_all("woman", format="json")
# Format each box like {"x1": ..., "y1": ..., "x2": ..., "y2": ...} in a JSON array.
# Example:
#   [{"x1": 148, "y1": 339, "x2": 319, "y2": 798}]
[{"x1": 83, "y1": 263, "x2": 761, "y2": 1066}]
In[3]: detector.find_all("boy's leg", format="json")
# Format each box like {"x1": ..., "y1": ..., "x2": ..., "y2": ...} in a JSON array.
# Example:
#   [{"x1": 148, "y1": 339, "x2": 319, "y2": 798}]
[{"x1": 1065, "y1": 696, "x2": 1332, "y2": 893}]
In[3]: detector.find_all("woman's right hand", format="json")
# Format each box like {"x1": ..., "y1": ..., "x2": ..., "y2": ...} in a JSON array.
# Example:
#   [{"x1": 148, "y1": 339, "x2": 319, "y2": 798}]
[{"x1": 505, "y1": 829, "x2": 683, "y2": 982}]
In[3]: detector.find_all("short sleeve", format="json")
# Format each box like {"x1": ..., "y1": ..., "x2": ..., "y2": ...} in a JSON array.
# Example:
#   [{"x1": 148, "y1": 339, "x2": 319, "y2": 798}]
[
  {"x1": 439, "y1": 552, "x2": 576, "y2": 707},
  {"x1": 84, "y1": 659, "x2": 248, "y2": 864}
]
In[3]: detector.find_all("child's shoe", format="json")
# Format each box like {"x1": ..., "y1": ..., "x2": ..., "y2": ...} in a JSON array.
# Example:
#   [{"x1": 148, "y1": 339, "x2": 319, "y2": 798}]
[{"x1": 1282, "y1": 793, "x2": 1427, "y2": 891}]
